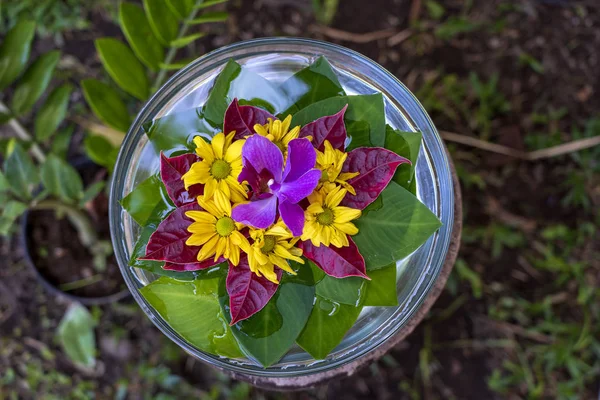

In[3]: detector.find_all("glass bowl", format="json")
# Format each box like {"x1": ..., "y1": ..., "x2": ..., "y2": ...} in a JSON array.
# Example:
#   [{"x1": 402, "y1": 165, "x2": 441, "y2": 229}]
[{"x1": 110, "y1": 38, "x2": 455, "y2": 382}]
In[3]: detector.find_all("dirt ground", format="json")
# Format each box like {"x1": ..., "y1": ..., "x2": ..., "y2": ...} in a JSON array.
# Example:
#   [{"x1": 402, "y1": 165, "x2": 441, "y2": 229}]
[{"x1": 1, "y1": 0, "x2": 599, "y2": 399}]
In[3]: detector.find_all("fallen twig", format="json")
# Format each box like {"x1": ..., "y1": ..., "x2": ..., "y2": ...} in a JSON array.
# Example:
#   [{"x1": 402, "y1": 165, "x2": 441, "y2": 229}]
[
  {"x1": 479, "y1": 317, "x2": 554, "y2": 344},
  {"x1": 71, "y1": 116, "x2": 125, "y2": 147},
  {"x1": 310, "y1": 25, "x2": 398, "y2": 43},
  {"x1": 387, "y1": 29, "x2": 414, "y2": 46}
]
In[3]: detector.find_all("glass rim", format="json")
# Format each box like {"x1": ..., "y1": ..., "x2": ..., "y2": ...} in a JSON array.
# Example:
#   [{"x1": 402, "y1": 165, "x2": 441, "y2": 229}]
[{"x1": 110, "y1": 37, "x2": 455, "y2": 378}]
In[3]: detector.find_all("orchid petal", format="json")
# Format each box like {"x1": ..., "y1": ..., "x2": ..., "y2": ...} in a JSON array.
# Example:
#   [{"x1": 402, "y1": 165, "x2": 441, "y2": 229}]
[
  {"x1": 277, "y1": 169, "x2": 321, "y2": 204},
  {"x1": 241, "y1": 134, "x2": 283, "y2": 182},
  {"x1": 278, "y1": 200, "x2": 305, "y2": 236},
  {"x1": 231, "y1": 194, "x2": 277, "y2": 229},
  {"x1": 282, "y1": 138, "x2": 317, "y2": 182}
]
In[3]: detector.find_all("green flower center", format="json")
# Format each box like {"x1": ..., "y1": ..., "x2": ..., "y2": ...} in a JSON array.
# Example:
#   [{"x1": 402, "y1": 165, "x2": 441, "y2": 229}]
[
  {"x1": 211, "y1": 159, "x2": 231, "y2": 180},
  {"x1": 316, "y1": 208, "x2": 334, "y2": 226},
  {"x1": 215, "y1": 217, "x2": 235, "y2": 236},
  {"x1": 320, "y1": 170, "x2": 329, "y2": 182},
  {"x1": 260, "y1": 235, "x2": 276, "y2": 254}
]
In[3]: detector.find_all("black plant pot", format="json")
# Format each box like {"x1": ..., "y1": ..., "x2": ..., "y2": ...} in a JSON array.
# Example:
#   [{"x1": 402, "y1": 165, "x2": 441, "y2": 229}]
[{"x1": 19, "y1": 157, "x2": 129, "y2": 306}]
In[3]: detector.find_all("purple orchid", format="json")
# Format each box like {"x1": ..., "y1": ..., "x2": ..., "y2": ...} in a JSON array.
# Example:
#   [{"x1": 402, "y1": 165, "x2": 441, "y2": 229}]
[{"x1": 232, "y1": 134, "x2": 320, "y2": 236}]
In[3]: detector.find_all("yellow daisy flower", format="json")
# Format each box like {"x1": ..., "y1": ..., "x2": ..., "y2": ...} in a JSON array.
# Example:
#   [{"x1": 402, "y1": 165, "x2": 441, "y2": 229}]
[
  {"x1": 185, "y1": 196, "x2": 249, "y2": 266},
  {"x1": 301, "y1": 185, "x2": 362, "y2": 248},
  {"x1": 182, "y1": 132, "x2": 247, "y2": 209},
  {"x1": 242, "y1": 221, "x2": 302, "y2": 284},
  {"x1": 254, "y1": 115, "x2": 300, "y2": 154},
  {"x1": 316, "y1": 140, "x2": 359, "y2": 195}
]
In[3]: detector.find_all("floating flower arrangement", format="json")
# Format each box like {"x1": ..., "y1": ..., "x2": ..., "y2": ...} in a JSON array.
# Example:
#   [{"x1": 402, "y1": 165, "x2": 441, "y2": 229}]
[{"x1": 121, "y1": 57, "x2": 442, "y2": 367}]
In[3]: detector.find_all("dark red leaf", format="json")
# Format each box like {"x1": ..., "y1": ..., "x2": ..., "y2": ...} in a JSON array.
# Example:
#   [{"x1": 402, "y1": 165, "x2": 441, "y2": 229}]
[
  {"x1": 226, "y1": 254, "x2": 281, "y2": 325},
  {"x1": 298, "y1": 104, "x2": 347, "y2": 151},
  {"x1": 300, "y1": 238, "x2": 369, "y2": 279},
  {"x1": 341, "y1": 147, "x2": 410, "y2": 210},
  {"x1": 163, "y1": 258, "x2": 224, "y2": 272},
  {"x1": 160, "y1": 152, "x2": 203, "y2": 206},
  {"x1": 223, "y1": 98, "x2": 274, "y2": 140},
  {"x1": 140, "y1": 202, "x2": 205, "y2": 264}
]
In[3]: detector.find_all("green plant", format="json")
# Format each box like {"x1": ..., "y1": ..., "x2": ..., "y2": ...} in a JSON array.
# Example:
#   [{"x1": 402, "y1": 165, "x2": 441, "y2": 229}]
[
  {"x1": 312, "y1": 0, "x2": 340, "y2": 25},
  {"x1": 81, "y1": 0, "x2": 229, "y2": 170},
  {"x1": 0, "y1": 21, "x2": 111, "y2": 270},
  {"x1": 56, "y1": 303, "x2": 97, "y2": 372}
]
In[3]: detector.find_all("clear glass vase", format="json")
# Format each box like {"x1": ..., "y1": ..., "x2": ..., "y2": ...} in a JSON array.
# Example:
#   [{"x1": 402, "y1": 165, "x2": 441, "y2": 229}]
[{"x1": 109, "y1": 38, "x2": 455, "y2": 380}]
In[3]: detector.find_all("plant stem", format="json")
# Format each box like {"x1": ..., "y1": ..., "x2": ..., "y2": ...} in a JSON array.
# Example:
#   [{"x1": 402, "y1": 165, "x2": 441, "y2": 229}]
[
  {"x1": 33, "y1": 200, "x2": 99, "y2": 249},
  {"x1": 152, "y1": 2, "x2": 203, "y2": 92},
  {"x1": 0, "y1": 101, "x2": 46, "y2": 163}
]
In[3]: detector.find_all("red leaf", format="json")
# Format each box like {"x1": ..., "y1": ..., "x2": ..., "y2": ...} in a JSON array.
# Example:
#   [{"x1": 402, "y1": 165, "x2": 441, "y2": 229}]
[
  {"x1": 299, "y1": 104, "x2": 347, "y2": 151},
  {"x1": 300, "y1": 238, "x2": 369, "y2": 279},
  {"x1": 341, "y1": 147, "x2": 409, "y2": 210},
  {"x1": 223, "y1": 98, "x2": 274, "y2": 140},
  {"x1": 160, "y1": 152, "x2": 203, "y2": 206},
  {"x1": 163, "y1": 258, "x2": 224, "y2": 272},
  {"x1": 140, "y1": 202, "x2": 204, "y2": 264},
  {"x1": 226, "y1": 255, "x2": 281, "y2": 325}
]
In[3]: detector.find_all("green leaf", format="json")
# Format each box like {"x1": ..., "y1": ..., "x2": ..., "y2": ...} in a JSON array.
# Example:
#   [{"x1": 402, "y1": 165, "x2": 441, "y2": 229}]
[
  {"x1": 83, "y1": 134, "x2": 119, "y2": 171},
  {"x1": 291, "y1": 94, "x2": 386, "y2": 148},
  {"x1": 187, "y1": 11, "x2": 229, "y2": 24},
  {"x1": 221, "y1": 275, "x2": 315, "y2": 367},
  {"x1": 50, "y1": 126, "x2": 74, "y2": 159},
  {"x1": 143, "y1": 107, "x2": 219, "y2": 154},
  {"x1": 0, "y1": 170, "x2": 9, "y2": 192},
  {"x1": 34, "y1": 83, "x2": 73, "y2": 141},
  {"x1": 296, "y1": 296, "x2": 362, "y2": 360},
  {"x1": 353, "y1": 182, "x2": 442, "y2": 270},
  {"x1": 95, "y1": 38, "x2": 149, "y2": 100},
  {"x1": 56, "y1": 303, "x2": 96, "y2": 369},
  {"x1": 11, "y1": 51, "x2": 60, "y2": 116},
  {"x1": 204, "y1": 60, "x2": 286, "y2": 127},
  {"x1": 40, "y1": 155, "x2": 84, "y2": 203},
  {"x1": 79, "y1": 181, "x2": 106, "y2": 207},
  {"x1": 120, "y1": 174, "x2": 175, "y2": 226},
  {"x1": 141, "y1": 276, "x2": 243, "y2": 358},
  {"x1": 195, "y1": 0, "x2": 228, "y2": 9},
  {"x1": 384, "y1": 125, "x2": 422, "y2": 191},
  {"x1": 3, "y1": 143, "x2": 39, "y2": 200},
  {"x1": 0, "y1": 20, "x2": 36, "y2": 91},
  {"x1": 316, "y1": 274, "x2": 365, "y2": 306},
  {"x1": 143, "y1": 0, "x2": 179, "y2": 45},
  {"x1": 0, "y1": 200, "x2": 28, "y2": 236},
  {"x1": 166, "y1": 0, "x2": 194, "y2": 19},
  {"x1": 279, "y1": 56, "x2": 345, "y2": 115},
  {"x1": 169, "y1": 33, "x2": 206, "y2": 49},
  {"x1": 363, "y1": 263, "x2": 398, "y2": 306},
  {"x1": 81, "y1": 79, "x2": 131, "y2": 132},
  {"x1": 119, "y1": 2, "x2": 165, "y2": 71},
  {"x1": 158, "y1": 58, "x2": 195, "y2": 70}
]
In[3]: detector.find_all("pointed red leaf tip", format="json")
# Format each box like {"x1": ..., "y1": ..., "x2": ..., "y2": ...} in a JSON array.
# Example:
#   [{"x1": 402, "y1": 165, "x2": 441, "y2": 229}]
[
  {"x1": 160, "y1": 152, "x2": 203, "y2": 206},
  {"x1": 140, "y1": 203, "x2": 219, "y2": 270},
  {"x1": 300, "y1": 238, "x2": 369, "y2": 280},
  {"x1": 299, "y1": 104, "x2": 348, "y2": 151},
  {"x1": 223, "y1": 98, "x2": 275, "y2": 140},
  {"x1": 341, "y1": 147, "x2": 410, "y2": 210},
  {"x1": 226, "y1": 255, "x2": 282, "y2": 325}
]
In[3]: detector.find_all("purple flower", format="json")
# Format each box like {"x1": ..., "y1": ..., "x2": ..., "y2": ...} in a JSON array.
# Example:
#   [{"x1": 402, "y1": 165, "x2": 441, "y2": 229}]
[{"x1": 232, "y1": 135, "x2": 320, "y2": 236}]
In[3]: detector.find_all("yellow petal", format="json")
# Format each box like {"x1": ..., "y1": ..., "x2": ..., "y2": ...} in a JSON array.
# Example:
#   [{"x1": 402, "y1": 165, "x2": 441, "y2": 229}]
[
  {"x1": 211, "y1": 132, "x2": 225, "y2": 159},
  {"x1": 335, "y1": 222, "x2": 359, "y2": 236},
  {"x1": 194, "y1": 137, "x2": 215, "y2": 163},
  {"x1": 224, "y1": 139, "x2": 245, "y2": 163},
  {"x1": 186, "y1": 231, "x2": 215, "y2": 246},
  {"x1": 229, "y1": 244, "x2": 240, "y2": 266},
  {"x1": 269, "y1": 254, "x2": 296, "y2": 274},
  {"x1": 334, "y1": 207, "x2": 361, "y2": 223},
  {"x1": 204, "y1": 179, "x2": 217, "y2": 199},
  {"x1": 197, "y1": 235, "x2": 219, "y2": 261},
  {"x1": 326, "y1": 186, "x2": 347, "y2": 208}
]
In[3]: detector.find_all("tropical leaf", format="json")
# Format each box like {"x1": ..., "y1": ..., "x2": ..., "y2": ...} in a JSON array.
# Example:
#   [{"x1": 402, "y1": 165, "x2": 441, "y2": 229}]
[
  {"x1": 34, "y1": 84, "x2": 73, "y2": 141},
  {"x1": 81, "y1": 79, "x2": 131, "y2": 132},
  {"x1": 0, "y1": 20, "x2": 36, "y2": 91},
  {"x1": 119, "y1": 2, "x2": 165, "y2": 71},
  {"x1": 11, "y1": 51, "x2": 60, "y2": 116},
  {"x1": 3, "y1": 143, "x2": 39, "y2": 200},
  {"x1": 40, "y1": 155, "x2": 84, "y2": 203},
  {"x1": 143, "y1": 0, "x2": 179, "y2": 45}
]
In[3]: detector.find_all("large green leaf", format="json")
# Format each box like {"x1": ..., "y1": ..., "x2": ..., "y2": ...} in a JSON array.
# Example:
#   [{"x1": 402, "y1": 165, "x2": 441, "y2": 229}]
[
  {"x1": 11, "y1": 51, "x2": 60, "y2": 116},
  {"x1": 291, "y1": 94, "x2": 386, "y2": 148},
  {"x1": 363, "y1": 263, "x2": 398, "y2": 306},
  {"x1": 40, "y1": 155, "x2": 84, "y2": 203},
  {"x1": 0, "y1": 20, "x2": 36, "y2": 91},
  {"x1": 143, "y1": 0, "x2": 179, "y2": 45},
  {"x1": 0, "y1": 170, "x2": 9, "y2": 192},
  {"x1": 34, "y1": 84, "x2": 73, "y2": 141},
  {"x1": 279, "y1": 56, "x2": 345, "y2": 116},
  {"x1": 0, "y1": 200, "x2": 28, "y2": 236},
  {"x1": 3, "y1": 143, "x2": 39, "y2": 200},
  {"x1": 95, "y1": 38, "x2": 149, "y2": 100},
  {"x1": 203, "y1": 60, "x2": 287, "y2": 127},
  {"x1": 166, "y1": 0, "x2": 194, "y2": 19},
  {"x1": 120, "y1": 174, "x2": 175, "y2": 227},
  {"x1": 83, "y1": 134, "x2": 119, "y2": 171},
  {"x1": 143, "y1": 107, "x2": 218, "y2": 155},
  {"x1": 56, "y1": 303, "x2": 97, "y2": 369},
  {"x1": 187, "y1": 11, "x2": 229, "y2": 24},
  {"x1": 221, "y1": 271, "x2": 316, "y2": 367},
  {"x1": 141, "y1": 276, "x2": 243, "y2": 358},
  {"x1": 353, "y1": 182, "x2": 442, "y2": 270},
  {"x1": 384, "y1": 125, "x2": 422, "y2": 192},
  {"x1": 81, "y1": 79, "x2": 131, "y2": 133},
  {"x1": 119, "y1": 2, "x2": 165, "y2": 71},
  {"x1": 316, "y1": 274, "x2": 365, "y2": 306},
  {"x1": 296, "y1": 296, "x2": 363, "y2": 360},
  {"x1": 50, "y1": 126, "x2": 74, "y2": 159}
]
